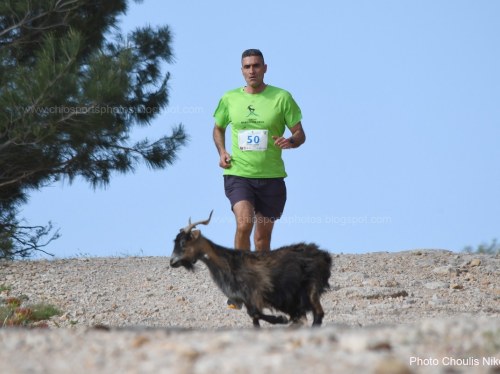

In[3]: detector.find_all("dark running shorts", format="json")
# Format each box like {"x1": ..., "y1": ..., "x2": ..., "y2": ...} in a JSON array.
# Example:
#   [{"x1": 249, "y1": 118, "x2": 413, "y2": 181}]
[{"x1": 224, "y1": 175, "x2": 287, "y2": 220}]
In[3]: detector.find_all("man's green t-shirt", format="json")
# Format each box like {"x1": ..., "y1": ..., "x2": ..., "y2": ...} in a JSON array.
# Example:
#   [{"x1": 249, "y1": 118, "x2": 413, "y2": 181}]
[{"x1": 213, "y1": 85, "x2": 302, "y2": 178}]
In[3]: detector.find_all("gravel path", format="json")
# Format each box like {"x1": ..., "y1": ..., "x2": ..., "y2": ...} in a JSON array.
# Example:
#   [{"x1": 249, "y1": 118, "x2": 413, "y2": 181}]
[{"x1": 1, "y1": 250, "x2": 499, "y2": 373}]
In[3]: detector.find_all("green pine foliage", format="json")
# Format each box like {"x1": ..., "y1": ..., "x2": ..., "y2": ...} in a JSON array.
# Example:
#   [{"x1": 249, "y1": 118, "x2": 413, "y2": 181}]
[{"x1": 0, "y1": 0, "x2": 188, "y2": 259}]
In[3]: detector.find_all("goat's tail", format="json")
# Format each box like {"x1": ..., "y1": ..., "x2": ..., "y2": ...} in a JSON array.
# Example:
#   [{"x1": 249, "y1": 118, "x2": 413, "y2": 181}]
[
  {"x1": 318, "y1": 251, "x2": 332, "y2": 293},
  {"x1": 300, "y1": 244, "x2": 332, "y2": 294}
]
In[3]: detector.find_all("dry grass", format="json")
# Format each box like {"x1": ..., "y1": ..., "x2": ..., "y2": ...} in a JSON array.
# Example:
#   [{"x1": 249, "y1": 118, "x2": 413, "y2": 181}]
[{"x1": 0, "y1": 287, "x2": 61, "y2": 328}]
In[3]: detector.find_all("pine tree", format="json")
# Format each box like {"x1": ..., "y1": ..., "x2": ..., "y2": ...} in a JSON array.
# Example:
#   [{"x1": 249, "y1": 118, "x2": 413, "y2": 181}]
[{"x1": 0, "y1": 0, "x2": 188, "y2": 258}]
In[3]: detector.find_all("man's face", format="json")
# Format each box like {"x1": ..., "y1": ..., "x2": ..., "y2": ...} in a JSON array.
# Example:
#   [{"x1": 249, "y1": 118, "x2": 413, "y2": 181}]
[{"x1": 241, "y1": 55, "x2": 267, "y2": 88}]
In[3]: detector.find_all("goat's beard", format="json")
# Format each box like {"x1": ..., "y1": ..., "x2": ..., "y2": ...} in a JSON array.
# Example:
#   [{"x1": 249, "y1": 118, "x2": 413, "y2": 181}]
[{"x1": 179, "y1": 259, "x2": 196, "y2": 271}]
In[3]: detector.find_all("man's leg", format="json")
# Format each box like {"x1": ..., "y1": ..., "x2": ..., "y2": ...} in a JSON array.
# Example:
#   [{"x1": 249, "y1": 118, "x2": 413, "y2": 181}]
[
  {"x1": 254, "y1": 212, "x2": 274, "y2": 251},
  {"x1": 224, "y1": 177, "x2": 255, "y2": 309},
  {"x1": 227, "y1": 200, "x2": 254, "y2": 309},
  {"x1": 232, "y1": 200, "x2": 255, "y2": 250},
  {"x1": 253, "y1": 178, "x2": 286, "y2": 252}
]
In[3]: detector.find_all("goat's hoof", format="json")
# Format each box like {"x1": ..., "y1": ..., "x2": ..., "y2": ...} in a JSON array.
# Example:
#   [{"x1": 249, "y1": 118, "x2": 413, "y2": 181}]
[{"x1": 290, "y1": 316, "x2": 307, "y2": 328}]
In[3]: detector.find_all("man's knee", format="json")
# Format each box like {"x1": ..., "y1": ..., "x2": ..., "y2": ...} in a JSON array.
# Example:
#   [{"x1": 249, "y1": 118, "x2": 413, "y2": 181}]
[
  {"x1": 235, "y1": 213, "x2": 253, "y2": 232},
  {"x1": 233, "y1": 201, "x2": 254, "y2": 230},
  {"x1": 236, "y1": 221, "x2": 253, "y2": 237}
]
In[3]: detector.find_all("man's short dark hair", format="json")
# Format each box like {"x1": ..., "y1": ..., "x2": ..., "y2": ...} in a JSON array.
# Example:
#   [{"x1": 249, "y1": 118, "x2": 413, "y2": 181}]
[{"x1": 241, "y1": 49, "x2": 265, "y2": 64}]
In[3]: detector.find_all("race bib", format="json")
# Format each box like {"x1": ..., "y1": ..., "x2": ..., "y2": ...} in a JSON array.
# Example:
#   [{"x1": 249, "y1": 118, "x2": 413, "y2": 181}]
[{"x1": 238, "y1": 130, "x2": 268, "y2": 151}]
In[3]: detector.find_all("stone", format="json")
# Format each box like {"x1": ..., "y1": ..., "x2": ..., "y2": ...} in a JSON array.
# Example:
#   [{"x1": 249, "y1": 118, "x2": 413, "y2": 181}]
[
  {"x1": 470, "y1": 258, "x2": 481, "y2": 267},
  {"x1": 424, "y1": 281, "x2": 449, "y2": 290},
  {"x1": 374, "y1": 358, "x2": 413, "y2": 374}
]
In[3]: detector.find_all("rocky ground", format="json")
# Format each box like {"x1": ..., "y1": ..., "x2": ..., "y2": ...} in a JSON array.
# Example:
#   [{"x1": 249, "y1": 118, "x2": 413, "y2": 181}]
[{"x1": 0, "y1": 250, "x2": 499, "y2": 373}]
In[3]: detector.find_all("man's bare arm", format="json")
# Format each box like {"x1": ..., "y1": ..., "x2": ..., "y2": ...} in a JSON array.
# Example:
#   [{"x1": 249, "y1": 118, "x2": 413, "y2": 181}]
[
  {"x1": 272, "y1": 122, "x2": 306, "y2": 149},
  {"x1": 213, "y1": 125, "x2": 232, "y2": 168}
]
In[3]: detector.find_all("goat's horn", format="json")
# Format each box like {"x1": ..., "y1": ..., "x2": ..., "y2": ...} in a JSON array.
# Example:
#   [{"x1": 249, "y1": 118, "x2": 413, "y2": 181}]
[{"x1": 183, "y1": 210, "x2": 213, "y2": 233}]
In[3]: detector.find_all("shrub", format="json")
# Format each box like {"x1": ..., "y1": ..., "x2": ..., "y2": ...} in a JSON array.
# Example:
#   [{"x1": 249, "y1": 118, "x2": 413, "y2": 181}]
[
  {"x1": 0, "y1": 290, "x2": 61, "y2": 327},
  {"x1": 463, "y1": 238, "x2": 500, "y2": 255}
]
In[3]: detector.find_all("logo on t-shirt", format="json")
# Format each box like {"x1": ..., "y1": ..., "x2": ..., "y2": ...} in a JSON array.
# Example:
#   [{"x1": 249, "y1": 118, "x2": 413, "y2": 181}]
[{"x1": 246, "y1": 105, "x2": 258, "y2": 117}]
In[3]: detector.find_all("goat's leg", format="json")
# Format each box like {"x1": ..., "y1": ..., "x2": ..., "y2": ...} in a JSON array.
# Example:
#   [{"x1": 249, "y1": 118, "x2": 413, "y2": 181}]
[
  {"x1": 309, "y1": 288, "x2": 325, "y2": 326},
  {"x1": 312, "y1": 304, "x2": 324, "y2": 326},
  {"x1": 246, "y1": 306, "x2": 288, "y2": 327},
  {"x1": 290, "y1": 313, "x2": 307, "y2": 327},
  {"x1": 246, "y1": 305, "x2": 262, "y2": 328},
  {"x1": 259, "y1": 313, "x2": 288, "y2": 325}
]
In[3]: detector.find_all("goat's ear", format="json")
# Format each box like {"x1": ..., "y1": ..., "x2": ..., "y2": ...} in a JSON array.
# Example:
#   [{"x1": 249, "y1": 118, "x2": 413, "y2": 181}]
[{"x1": 191, "y1": 230, "x2": 201, "y2": 239}]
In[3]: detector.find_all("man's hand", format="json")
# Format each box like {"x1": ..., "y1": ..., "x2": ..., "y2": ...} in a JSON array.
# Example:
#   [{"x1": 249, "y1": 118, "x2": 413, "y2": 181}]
[
  {"x1": 219, "y1": 152, "x2": 232, "y2": 168},
  {"x1": 272, "y1": 136, "x2": 294, "y2": 149},
  {"x1": 272, "y1": 122, "x2": 305, "y2": 149}
]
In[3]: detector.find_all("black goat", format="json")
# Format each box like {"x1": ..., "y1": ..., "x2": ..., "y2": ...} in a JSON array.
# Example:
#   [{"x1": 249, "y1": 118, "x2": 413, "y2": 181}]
[{"x1": 170, "y1": 211, "x2": 332, "y2": 327}]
